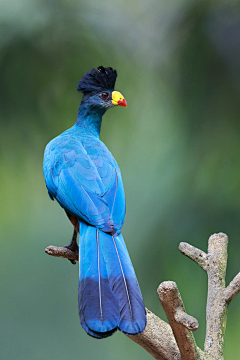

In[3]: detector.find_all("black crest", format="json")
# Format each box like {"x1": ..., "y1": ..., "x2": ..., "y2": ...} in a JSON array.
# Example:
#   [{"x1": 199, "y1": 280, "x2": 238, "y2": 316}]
[{"x1": 77, "y1": 66, "x2": 117, "y2": 96}]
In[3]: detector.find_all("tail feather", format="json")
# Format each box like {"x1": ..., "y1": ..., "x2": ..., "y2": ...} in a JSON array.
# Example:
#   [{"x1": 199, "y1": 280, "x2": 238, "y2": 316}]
[
  {"x1": 99, "y1": 232, "x2": 146, "y2": 335},
  {"x1": 78, "y1": 222, "x2": 146, "y2": 338},
  {"x1": 78, "y1": 223, "x2": 119, "y2": 337},
  {"x1": 78, "y1": 299, "x2": 117, "y2": 339}
]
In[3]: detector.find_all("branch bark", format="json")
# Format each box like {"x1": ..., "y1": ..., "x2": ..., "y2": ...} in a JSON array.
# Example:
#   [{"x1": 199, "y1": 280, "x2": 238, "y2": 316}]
[
  {"x1": 158, "y1": 281, "x2": 201, "y2": 360},
  {"x1": 45, "y1": 245, "x2": 79, "y2": 261},
  {"x1": 178, "y1": 242, "x2": 208, "y2": 272},
  {"x1": 129, "y1": 309, "x2": 182, "y2": 360},
  {"x1": 204, "y1": 233, "x2": 228, "y2": 359},
  {"x1": 179, "y1": 233, "x2": 237, "y2": 359},
  {"x1": 45, "y1": 232, "x2": 240, "y2": 360},
  {"x1": 225, "y1": 272, "x2": 240, "y2": 303}
]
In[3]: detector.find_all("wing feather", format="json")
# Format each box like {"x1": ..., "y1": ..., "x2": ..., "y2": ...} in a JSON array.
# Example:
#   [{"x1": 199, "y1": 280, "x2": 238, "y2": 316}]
[{"x1": 43, "y1": 131, "x2": 125, "y2": 233}]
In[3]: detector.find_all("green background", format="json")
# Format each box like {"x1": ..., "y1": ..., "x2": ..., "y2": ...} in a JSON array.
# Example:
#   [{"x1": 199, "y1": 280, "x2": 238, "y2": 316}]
[{"x1": 1, "y1": 0, "x2": 240, "y2": 358}]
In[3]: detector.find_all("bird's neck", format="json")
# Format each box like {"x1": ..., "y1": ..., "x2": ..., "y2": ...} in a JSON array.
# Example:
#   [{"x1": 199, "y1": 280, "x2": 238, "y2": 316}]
[{"x1": 75, "y1": 102, "x2": 106, "y2": 138}]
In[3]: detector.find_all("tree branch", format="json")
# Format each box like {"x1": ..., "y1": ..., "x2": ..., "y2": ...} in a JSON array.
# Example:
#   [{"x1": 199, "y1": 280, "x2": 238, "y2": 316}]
[
  {"x1": 45, "y1": 245, "x2": 79, "y2": 261},
  {"x1": 174, "y1": 309, "x2": 199, "y2": 331},
  {"x1": 179, "y1": 242, "x2": 208, "y2": 272},
  {"x1": 45, "y1": 232, "x2": 240, "y2": 360},
  {"x1": 129, "y1": 309, "x2": 181, "y2": 360},
  {"x1": 158, "y1": 281, "x2": 202, "y2": 360},
  {"x1": 225, "y1": 272, "x2": 240, "y2": 303},
  {"x1": 203, "y1": 233, "x2": 228, "y2": 359}
]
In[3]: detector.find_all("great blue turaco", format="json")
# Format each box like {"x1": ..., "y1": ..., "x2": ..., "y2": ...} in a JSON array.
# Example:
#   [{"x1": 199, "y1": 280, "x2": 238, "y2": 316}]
[{"x1": 43, "y1": 66, "x2": 146, "y2": 338}]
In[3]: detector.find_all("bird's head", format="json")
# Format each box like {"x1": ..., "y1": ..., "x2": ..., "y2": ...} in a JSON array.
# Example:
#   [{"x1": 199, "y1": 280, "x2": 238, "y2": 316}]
[{"x1": 77, "y1": 66, "x2": 127, "y2": 112}]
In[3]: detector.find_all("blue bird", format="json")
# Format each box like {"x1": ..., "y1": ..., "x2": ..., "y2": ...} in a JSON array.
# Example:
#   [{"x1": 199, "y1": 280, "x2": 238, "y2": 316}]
[{"x1": 43, "y1": 66, "x2": 146, "y2": 338}]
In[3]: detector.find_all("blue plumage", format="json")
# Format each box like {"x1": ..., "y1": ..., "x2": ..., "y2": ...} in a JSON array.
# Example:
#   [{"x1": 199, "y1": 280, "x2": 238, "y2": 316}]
[
  {"x1": 78, "y1": 223, "x2": 119, "y2": 335},
  {"x1": 43, "y1": 66, "x2": 146, "y2": 338}
]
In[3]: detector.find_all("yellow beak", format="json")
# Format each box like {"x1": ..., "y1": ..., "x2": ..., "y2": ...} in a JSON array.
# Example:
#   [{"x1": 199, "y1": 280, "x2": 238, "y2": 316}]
[{"x1": 112, "y1": 91, "x2": 127, "y2": 107}]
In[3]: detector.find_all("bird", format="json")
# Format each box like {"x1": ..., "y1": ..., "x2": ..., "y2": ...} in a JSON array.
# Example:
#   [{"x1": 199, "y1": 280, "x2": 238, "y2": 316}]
[{"x1": 43, "y1": 66, "x2": 146, "y2": 339}]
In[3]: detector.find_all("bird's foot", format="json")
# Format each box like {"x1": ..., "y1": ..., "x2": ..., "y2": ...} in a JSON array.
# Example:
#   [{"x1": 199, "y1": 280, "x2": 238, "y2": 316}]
[
  {"x1": 67, "y1": 258, "x2": 77, "y2": 265},
  {"x1": 64, "y1": 243, "x2": 79, "y2": 265},
  {"x1": 64, "y1": 228, "x2": 79, "y2": 265}
]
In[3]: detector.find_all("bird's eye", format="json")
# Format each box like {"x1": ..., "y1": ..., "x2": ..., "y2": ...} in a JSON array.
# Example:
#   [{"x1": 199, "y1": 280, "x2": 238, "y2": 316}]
[{"x1": 102, "y1": 93, "x2": 108, "y2": 99}]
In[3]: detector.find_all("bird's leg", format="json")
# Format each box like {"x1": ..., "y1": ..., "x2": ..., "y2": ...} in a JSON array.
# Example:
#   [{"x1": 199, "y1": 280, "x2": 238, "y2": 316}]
[{"x1": 64, "y1": 228, "x2": 79, "y2": 265}]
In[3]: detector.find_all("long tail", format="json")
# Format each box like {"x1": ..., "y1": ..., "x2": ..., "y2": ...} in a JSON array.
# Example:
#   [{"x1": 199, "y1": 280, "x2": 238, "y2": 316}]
[{"x1": 78, "y1": 222, "x2": 146, "y2": 339}]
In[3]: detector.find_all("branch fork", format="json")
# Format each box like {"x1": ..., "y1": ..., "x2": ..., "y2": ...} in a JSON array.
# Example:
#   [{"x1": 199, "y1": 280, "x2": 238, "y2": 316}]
[{"x1": 45, "y1": 233, "x2": 240, "y2": 360}]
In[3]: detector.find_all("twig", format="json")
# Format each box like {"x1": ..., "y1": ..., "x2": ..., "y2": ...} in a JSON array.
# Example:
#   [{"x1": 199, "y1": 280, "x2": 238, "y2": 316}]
[
  {"x1": 179, "y1": 242, "x2": 208, "y2": 272},
  {"x1": 174, "y1": 309, "x2": 199, "y2": 331},
  {"x1": 45, "y1": 245, "x2": 79, "y2": 261},
  {"x1": 225, "y1": 272, "x2": 240, "y2": 303},
  {"x1": 158, "y1": 281, "x2": 202, "y2": 360}
]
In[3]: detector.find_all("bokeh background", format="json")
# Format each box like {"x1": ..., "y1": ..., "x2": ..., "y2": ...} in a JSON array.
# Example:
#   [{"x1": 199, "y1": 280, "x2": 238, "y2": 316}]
[{"x1": 1, "y1": 0, "x2": 240, "y2": 359}]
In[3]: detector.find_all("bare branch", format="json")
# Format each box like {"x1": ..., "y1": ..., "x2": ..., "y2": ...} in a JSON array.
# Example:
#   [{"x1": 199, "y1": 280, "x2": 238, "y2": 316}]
[
  {"x1": 45, "y1": 245, "x2": 79, "y2": 261},
  {"x1": 225, "y1": 272, "x2": 240, "y2": 303},
  {"x1": 158, "y1": 281, "x2": 202, "y2": 360},
  {"x1": 175, "y1": 309, "x2": 199, "y2": 331},
  {"x1": 45, "y1": 231, "x2": 240, "y2": 360},
  {"x1": 179, "y1": 242, "x2": 208, "y2": 271},
  {"x1": 130, "y1": 309, "x2": 181, "y2": 360},
  {"x1": 204, "y1": 233, "x2": 228, "y2": 359}
]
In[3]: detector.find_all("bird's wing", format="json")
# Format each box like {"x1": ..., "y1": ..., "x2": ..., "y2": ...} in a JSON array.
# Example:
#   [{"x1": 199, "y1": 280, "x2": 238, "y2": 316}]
[{"x1": 43, "y1": 134, "x2": 125, "y2": 234}]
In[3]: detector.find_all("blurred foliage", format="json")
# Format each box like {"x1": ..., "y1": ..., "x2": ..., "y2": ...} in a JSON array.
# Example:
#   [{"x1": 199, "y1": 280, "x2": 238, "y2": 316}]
[{"x1": 1, "y1": 0, "x2": 240, "y2": 359}]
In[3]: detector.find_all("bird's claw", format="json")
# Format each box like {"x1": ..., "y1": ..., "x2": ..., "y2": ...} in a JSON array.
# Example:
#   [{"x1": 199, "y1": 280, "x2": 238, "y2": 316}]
[
  {"x1": 64, "y1": 243, "x2": 78, "y2": 265},
  {"x1": 69, "y1": 259, "x2": 77, "y2": 265}
]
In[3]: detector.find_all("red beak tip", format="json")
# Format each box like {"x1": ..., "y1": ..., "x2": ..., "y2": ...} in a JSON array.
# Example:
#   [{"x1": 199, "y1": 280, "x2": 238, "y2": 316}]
[{"x1": 118, "y1": 98, "x2": 127, "y2": 107}]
